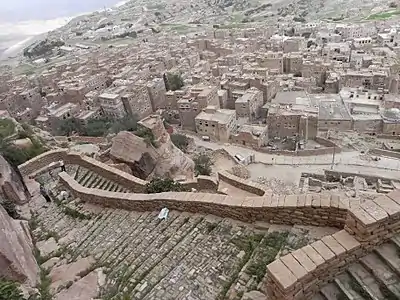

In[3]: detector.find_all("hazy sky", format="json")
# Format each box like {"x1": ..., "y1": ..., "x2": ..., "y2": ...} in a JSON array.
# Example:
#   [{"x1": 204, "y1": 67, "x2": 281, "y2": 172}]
[{"x1": 0, "y1": 0, "x2": 121, "y2": 22}]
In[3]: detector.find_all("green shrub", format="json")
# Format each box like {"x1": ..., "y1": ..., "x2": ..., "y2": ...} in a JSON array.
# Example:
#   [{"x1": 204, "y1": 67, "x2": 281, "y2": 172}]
[
  {"x1": 194, "y1": 153, "x2": 213, "y2": 176},
  {"x1": 0, "y1": 198, "x2": 20, "y2": 219},
  {"x1": 171, "y1": 134, "x2": 189, "y2": 152},
  {"x1": 145, "y1": 178, "x2": 188, "y2": 194},
  {"x1": 0, "y1": 280, "x2": 23, "y2": 300}
]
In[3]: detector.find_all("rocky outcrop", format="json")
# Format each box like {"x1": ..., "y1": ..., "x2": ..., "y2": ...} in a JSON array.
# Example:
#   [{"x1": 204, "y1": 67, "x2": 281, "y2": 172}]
[
  {"x1": 0, "y1": 205, "x2": 39, "y2": 285},
  {"x1": 110, "y1": 131, "x2": 158, "y2": 178},
  {"x1": 0, "y1": 155, "x2": 30, "y2": 204},
  {"x1": 110, "y1": 116, "x2": 194, "y2": 180}
]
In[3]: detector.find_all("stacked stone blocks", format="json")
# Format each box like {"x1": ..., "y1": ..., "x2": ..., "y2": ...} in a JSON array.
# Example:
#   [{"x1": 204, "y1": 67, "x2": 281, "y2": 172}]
[{"x1": 266, "y1": 190, "x2": 400, "y2": 300}]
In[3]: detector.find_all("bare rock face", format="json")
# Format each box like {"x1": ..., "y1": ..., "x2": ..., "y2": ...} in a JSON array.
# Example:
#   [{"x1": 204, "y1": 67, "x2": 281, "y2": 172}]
[
  {"x1": 110, "y1": 116, "x2": 194, "y2": 179},
  {"x1": 54, "y1": 268, "x2": 106, "y2": 300},
  {"x1": 0, "y1": 205, "x2": 39, "y2": 286},
  {"x1": 242, "y1": 291, "x2": 268, "y2": 300},
  {"x1": 50, "y1": 256, "x2": 95, "y2": 292},
  {"x1": 12, "y1": 138, "x2": 33, "y2": 149},
  {"x1": 150, "y1": 133, "x2": 195, "y2": 179},
  {"x1": 110, "y1": 131, "x2": 158, "y2": 178},
  {"x1": 0, "y1": 155, "x2": 30, "y2": 204}
]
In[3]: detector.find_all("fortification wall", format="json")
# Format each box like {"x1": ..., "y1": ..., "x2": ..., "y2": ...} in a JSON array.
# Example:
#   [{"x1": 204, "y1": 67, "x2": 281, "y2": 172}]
[
  {"x1": 59, "y1": 172, "x2": 347, "y2": 228},
  {"x1": 19, "y1": 149, "x2": 68, "y2": 176},
  {"x1": 19, "y1": 150, "x2": 218, "y2": 194},
  {"x1": 218, "y1": 171, "x2": 266, "y2": 196},
  {"x1": 265, "y1": 191, "x2": 400, "y2": 300},
  {"x1": 21, "y1": 151, "x2": 400, "y2": 300}
]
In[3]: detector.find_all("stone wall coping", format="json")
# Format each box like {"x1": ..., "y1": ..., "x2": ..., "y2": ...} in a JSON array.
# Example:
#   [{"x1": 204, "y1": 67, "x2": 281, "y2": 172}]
[
  {"x1": 58, "y1": 172, "x2": 352, "y2": 212},
  {"x1": 20, "y1": 150, "x2": 400, "y2": 300},
  {"x1": 218, "y1": 171, "x2": 266, "y2": 196},
  {"x1": 267, "y1": 230, "x2": 361, "y2": 294}
]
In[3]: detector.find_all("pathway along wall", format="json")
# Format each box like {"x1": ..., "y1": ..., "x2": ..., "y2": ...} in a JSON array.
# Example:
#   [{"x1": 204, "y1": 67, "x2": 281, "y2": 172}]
[
  {"x1": 20, "y1": 150, "x2": 400, "y2": 300},
  {"x1": 265, "y1": 191, "x2": 400, "y2": 300},
  {"x1": 58, "y1": 172, "x2": 400, "y2": 300},
  {"x1": 18, "y1": 150, "x2": 218, "y2": 193}
]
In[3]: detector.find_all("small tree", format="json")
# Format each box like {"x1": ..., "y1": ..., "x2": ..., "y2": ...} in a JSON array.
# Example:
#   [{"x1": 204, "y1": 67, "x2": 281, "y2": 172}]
[
  {"x1": 167, "y1": 74, "x2": 184, "y2": 91},
  {"x1": 57, "y1": 118, "x2": 82, "y2": 136},
  {"x1": 171, "y1": 134, "x2": 189, "y2": 152},
  {"x1": 145, "y1": 178, "x2": 187, "y2": 193},
  {"x1": 85, "y1": 117, "x2": 113, "y2": 136},
  {"x1": 194, "y1": 153, "x2": 213, "y2": 176},
  {"x1": 0, "y1": 280, "x2": 23, "y2": 300},
  {"x1": 0, "y1": 198, "x2": 20, "y2": 219}
]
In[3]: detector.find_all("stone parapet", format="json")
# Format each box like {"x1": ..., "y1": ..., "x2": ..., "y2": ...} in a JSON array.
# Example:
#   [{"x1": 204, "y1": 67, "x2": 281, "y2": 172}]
[
  {"x1": 266, "y1": 230, "x2": 362, "y2": 300},
  {"x1": 19, "y1": 150, "x2": 218, "y2": 194},
  {"x1": 58, "y1": 172, "x2": 347, "y2": 228},
  {"x1": 19, "y1": 149, "x2": 67, "y2": 176},
  {"x1": 266, "y1": 190, "x2": 400, "y2": 300},
  {"x1": 218, "y1": 171, "x2": 266, "y2": 196},
  {"x1": 64, "y1": 152, "x2": 147, "y2": 193},
  {"x1": 369, "y1": 148, "x2": 400, "y2": 160}
]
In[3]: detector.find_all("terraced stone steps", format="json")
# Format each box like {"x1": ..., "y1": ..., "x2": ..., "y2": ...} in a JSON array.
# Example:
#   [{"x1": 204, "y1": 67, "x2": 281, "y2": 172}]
[
  {"x1": 313, "y1": 236, "x2": 400, "y2": 300},
  {"x1": 73, "y1": 166, "x2": 131, "y2": 193},
  {"x1": 31, "y1": 180, "x2": 269, "y2": 300}
]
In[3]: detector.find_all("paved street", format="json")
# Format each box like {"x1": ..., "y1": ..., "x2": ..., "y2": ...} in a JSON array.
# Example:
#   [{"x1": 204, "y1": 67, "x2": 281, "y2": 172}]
[{"x1": 185, "y1": 133, "x2": 400, "y2": 180}]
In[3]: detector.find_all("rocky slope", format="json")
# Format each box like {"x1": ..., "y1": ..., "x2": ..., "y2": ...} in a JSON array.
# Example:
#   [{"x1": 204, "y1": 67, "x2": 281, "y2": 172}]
[
  {"x1": 0, "y1": 204, "x2": 38, "y2": 286},
  {"x1": 110, "y1": 116, "x2": 195, "y2": 180}
]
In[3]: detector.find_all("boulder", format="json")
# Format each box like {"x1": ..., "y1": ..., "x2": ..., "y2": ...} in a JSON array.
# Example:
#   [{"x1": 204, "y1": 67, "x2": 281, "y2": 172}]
[
  {"x1": 241, "y1": 291, "x2": 268, "y2": 300},
  {"x1": 0, "y1": 155, "x2": 30, "y2": 204},
  {"x1": 110, "y1": 124, "x2": 194, "y2": 180},
  {"x1": 37, "y1": 237, "x2": 59, "y2": 258},
  {"x1": 0, "y1": 205, "x2": 39, "y2": 286},
  {"x1": 50, "y1": 256, "x2": 95, "y2": 292},
  {"x1": 55, "y1": 271, "x2": 99, "y2": 300},
  {"x1": 12, "y1": 138, "x2": 33, "y2": 149},
  {"x1": 110, "y1": 131, "x2": 158, "y2": 178}
]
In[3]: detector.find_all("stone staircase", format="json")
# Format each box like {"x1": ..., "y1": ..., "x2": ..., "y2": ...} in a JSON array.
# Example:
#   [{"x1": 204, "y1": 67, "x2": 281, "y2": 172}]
[
  {"x1": 32, "y1": 168, "x2": 331, "y2": 300},
  {"x1": 72, "y1": 166, "x2": 132, "y2": 193},
  {"x1": 32, "y1": 165, "x2": 400, "y2": 300},
  {"x1": 313, "y1": 235, "x2": 400, "y2": 300}
]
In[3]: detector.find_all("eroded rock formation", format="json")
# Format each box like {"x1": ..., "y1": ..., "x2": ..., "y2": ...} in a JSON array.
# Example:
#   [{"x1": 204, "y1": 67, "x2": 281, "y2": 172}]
[
  {"x1": 0, "y1": 205, "x2": 38, "y2": 286},
  {"x1": 110, "y1": 115, "x2": 194, "y2": 180},
  {"x1": 0, "y1": 155, "x2": 30, "y2": 204}
]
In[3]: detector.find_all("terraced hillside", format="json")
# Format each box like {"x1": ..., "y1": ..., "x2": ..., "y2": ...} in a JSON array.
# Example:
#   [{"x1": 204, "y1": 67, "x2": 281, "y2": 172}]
[
  {"x1": 29, "y1": 168, "x2": 330, "y2": 300},
  {"x1": 313, "y1": 236, "x2": 400, "y2": 300}
]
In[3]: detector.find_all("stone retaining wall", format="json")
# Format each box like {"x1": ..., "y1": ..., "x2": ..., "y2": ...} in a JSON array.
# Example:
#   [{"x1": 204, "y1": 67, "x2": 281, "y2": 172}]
[
  {"x1": 369, "y1": 148, "x2": 400, "y2": 160},
  {"x1": 325, "y1": 169, "x2": 399, "y2": 184},
  {"x1": 218, "y1": 171, "x2": 266, "y2": 196},
  {"x1": 265, "y1": 189, "x2": 400, "y2": 300},
  {"x1": 19, "y1": 149, "x2": 67, "y2": 176},
  {"x1": 19, "y1": 150, "x2": 219, "y2": 194},
  {"x1": 314, "y1": 136, "x2": 339, "y2": 148},
  {"x1": 257, "y1": 146, "x2": 341, "y2": 157},
  {"x1": 59, "y1": 172, "x2": 347, "y2": 228}
]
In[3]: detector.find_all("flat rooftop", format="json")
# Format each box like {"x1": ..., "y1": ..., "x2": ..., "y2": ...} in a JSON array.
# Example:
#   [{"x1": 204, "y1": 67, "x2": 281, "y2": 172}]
[
  {"x1": 272, "y1": 91, "x2": 308, "y2": 105},
  {"x1": 99, "y1": 93, "x2": 120, "y2": 100},
  {"x1": 319, "y1": 97, "x2": 351, "y2": 120},
  {"x1": 196, "y1": 109, "x2": 235, "y2": 124}
]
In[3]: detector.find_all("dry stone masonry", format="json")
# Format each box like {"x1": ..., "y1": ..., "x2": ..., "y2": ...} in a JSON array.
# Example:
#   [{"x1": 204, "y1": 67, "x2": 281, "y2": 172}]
[{"x1": 18, "y1": 150, "x2": 400, "y2": 300}]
